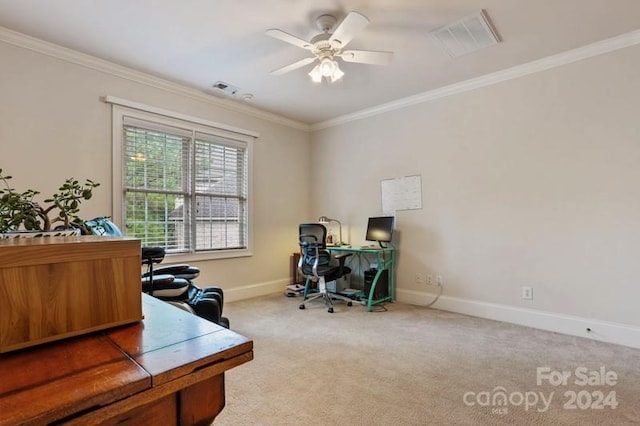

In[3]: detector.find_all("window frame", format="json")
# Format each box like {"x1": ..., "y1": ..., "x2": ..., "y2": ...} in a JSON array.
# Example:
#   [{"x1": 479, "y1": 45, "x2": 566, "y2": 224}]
[{"x1": 110, "y1": 99, "x2": 256, "y2": 261}]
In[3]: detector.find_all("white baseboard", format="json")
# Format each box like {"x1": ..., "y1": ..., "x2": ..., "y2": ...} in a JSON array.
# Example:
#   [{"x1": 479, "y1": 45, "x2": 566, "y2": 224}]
[
  {"x1": 396, "y1": 289, "x2": 640, "y2": 349},
  {"x1": 225, "y1": 279, "x2": 288, "y2": 302}
]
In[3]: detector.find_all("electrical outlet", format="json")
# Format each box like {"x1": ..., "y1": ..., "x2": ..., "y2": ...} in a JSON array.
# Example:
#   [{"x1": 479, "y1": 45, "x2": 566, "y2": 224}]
[
  {"x1": 415, "y1": 273, "x2": 426, "y2": 285},
  {"x1": 427, "y1": 275, "x2": 433, "y2": 285},
  {"x1": 522, "y1": 286, "x2": 533, "y2": 300},
  {"x1": 435, "y1": 275, "x2": 443, "y2": 286}
]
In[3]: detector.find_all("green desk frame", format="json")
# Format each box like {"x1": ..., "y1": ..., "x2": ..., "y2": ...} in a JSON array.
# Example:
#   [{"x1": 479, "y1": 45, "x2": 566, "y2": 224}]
[{"x1": 327, "y1": 245, "x2": 396, "y2": 311}]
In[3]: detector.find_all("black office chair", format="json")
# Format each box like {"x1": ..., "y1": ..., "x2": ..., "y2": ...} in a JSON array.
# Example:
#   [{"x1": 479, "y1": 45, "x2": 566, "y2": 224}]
[
  {"x1": 83, "y1": 217, "x2": 229, "y2": 328},
  {"x1": 298, "y1": 223, "x2": 353, "y2": 313}
]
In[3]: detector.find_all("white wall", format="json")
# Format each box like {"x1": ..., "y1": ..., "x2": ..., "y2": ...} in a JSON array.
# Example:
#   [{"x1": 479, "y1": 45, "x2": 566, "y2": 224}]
[
  {"x1": 0, "y1": 36, "x2": 311, "y2": 300},
  {"x1": 3, "y1": 26, "x2": 639, "y2": 347},
  {"x1": 311, "y1": 45, "x2": 640, "y2": 347}
]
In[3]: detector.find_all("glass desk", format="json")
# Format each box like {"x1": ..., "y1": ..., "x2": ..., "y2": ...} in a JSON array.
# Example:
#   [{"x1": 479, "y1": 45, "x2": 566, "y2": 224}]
[{"x1": 327, "y1": 245, "x2": 396, "y2": 311}]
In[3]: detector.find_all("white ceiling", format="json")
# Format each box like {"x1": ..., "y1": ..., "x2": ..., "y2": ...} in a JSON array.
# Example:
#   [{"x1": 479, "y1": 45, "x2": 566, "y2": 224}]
[{"x1": 1, "y1": 1, "x2": 640, "y2": 125}]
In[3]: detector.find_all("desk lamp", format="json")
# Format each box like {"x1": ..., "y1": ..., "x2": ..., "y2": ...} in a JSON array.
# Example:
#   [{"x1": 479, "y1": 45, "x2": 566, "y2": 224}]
[{"x1": 318, "y1": 216, "x2": 343, "y2": 245}]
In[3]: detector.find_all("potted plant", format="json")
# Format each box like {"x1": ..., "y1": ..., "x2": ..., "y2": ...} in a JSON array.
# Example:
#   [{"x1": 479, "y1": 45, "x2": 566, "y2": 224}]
[{"x1": 0, "y1": 168, "x2": 100, "y2": 237}]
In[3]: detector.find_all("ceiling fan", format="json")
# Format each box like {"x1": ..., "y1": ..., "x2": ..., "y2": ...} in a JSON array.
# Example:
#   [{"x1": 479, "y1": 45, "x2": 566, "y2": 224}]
[{"x1": 266, "y1": 11, "x2": 393, "y2": 83}]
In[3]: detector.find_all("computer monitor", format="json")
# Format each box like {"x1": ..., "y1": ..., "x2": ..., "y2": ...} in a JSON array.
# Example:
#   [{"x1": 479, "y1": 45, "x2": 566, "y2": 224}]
[{"x1": 365, "y1": 216, "x2": 394, "y2": 248}]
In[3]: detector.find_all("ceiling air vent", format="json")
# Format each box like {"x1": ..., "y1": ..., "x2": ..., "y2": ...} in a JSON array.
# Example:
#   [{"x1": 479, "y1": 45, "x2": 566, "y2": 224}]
[
  {"x1": 212, "y1": 81, "x2": 240, "y2": 96},
  {"x1": 430, "y1": 10, "x2": 500, "y2": 58}
]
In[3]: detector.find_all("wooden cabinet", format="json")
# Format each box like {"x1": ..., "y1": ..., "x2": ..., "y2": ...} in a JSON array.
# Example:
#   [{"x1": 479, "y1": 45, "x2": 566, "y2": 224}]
[
  {"x1": 0, "y1": 236, "x2": 142, "y2": 353},
  {"x1": 0, "y1": 294, "x2": 253, "y2": 425}
]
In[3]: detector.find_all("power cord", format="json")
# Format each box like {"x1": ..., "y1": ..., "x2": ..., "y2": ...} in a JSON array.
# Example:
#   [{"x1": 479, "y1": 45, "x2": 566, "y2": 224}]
[
  {"x1": 369, "y1": 304, "x2": 388, "y2": 312},
  {"x1": 424, "y1": 283, "x2": 443, "y2": 308}
]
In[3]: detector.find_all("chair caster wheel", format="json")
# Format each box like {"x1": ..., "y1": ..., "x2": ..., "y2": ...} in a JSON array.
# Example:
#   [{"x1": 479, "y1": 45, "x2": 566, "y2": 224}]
[
  {"x1": 328, "y1": 307, "x2": 334, "y2": 313},
  {"x1": 299, "y1": 304, "x2": 305, "y2": 310},
  {"x1": 347, "y1": 301, "x2": 353, "y2": 306}
]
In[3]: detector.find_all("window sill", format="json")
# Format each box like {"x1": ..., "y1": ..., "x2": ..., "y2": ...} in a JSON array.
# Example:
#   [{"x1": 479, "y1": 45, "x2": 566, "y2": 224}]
[{"x1": 165, "y1": 249, "x2": 252, "y2": 263}]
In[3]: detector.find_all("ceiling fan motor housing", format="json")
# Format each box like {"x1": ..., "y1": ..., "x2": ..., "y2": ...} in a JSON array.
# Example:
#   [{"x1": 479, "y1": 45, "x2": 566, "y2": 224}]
[
  {"x1": 315, "y1": 14, "x2": 337, "y2": 32},
  {"x1": 310, "y1": 34, "x2": 337, "y2": 57}
]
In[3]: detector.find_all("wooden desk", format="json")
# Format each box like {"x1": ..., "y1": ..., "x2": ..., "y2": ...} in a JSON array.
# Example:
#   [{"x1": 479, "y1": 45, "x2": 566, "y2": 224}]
[{"x1": 0, "y1": 294, "x2": 253, "y2": 425}]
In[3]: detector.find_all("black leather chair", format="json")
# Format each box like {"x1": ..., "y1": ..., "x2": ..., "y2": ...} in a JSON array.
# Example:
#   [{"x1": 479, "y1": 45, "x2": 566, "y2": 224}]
[
  {"x1": 298, "y1": 223, "x2": 353, "y2": 313},
  {"x1": 140, "y1": 247, "x2": 228, "y2": 328},
  {"x1": 84, "y1": 217, "x2": 229, "y2": 328}
]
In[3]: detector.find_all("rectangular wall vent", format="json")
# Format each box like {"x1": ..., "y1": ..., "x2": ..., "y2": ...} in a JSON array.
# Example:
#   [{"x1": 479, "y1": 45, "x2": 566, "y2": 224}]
[
  {"x1": 430, "y1": 10, "x2": 500, "y2": 58},
  {"x1": 212, "y1": 81, "x2": 240, "y2": 96}
]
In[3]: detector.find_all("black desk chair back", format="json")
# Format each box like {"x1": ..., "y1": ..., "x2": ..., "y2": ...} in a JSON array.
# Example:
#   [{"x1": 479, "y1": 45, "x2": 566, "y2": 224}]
[{"x1": 297, "y1": 223, "x2": 353, "y2": 313}]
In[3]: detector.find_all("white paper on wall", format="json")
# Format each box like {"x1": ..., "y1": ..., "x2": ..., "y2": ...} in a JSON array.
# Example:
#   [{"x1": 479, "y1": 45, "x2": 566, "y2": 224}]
[{"x1": 381, "y1": 175, "x2": 422, "y2": 214}]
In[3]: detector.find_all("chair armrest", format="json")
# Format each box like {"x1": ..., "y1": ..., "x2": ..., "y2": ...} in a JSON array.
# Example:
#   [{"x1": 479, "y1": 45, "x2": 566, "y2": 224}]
[
  {"x1": 141, "y1": 246, "x2": 165, "y2": 264},
  {"x1": 334, "y1": 252, "x2": 352, "y2": 276},
  {"x1": 333, "y1": 253, "x2": 353, "y2": 261}
]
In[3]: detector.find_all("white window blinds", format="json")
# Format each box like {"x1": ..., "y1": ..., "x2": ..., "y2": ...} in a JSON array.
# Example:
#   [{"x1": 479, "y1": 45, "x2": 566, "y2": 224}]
[{"x1": 120, "y1": 115, "x2": 250, "y2": 254}]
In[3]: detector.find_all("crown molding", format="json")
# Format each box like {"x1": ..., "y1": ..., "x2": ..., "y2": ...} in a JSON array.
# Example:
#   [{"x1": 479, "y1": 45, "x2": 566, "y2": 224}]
[
  {"x1": 3, "y1": 25, "x2": 640, "y2": 134},
  {"x1": 0, "y1": 26, "x2": 310, "y2": 132},
  {"x1": 311, "y1": 29, "x2": 640, "y2": 131}
]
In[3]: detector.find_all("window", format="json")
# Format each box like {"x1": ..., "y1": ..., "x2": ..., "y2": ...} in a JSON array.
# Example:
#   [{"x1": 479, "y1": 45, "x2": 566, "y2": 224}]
[{"x1": 110, "y1": 99, "x2": 256, "y2": 258}]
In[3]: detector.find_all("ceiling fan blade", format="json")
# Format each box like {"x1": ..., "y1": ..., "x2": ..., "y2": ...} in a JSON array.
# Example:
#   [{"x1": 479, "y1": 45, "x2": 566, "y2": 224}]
[
  {"x1": 266, "y1": 29, "x2": 313, "y2": 50},
  {"x1": 339, "y1": 50, "x2": 394, "y2": 65},
  {"x1": 329, "y1": 11, "x2": 370, "y2": 48},
  {"x1": 270, "y1": 57, "x2": 316, "y2": 75}
]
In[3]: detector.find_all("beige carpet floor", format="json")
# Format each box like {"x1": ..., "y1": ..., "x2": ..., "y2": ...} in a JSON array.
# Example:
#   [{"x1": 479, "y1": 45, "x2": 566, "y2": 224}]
[{"x1": 214, "y1": 294, "x2": 640, "y2": 425}]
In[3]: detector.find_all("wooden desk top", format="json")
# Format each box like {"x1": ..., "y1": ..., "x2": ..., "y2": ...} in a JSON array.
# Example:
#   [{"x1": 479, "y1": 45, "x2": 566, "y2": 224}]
[{"x1": 0, "y1": 294, "x2": 253, "y2": 425}]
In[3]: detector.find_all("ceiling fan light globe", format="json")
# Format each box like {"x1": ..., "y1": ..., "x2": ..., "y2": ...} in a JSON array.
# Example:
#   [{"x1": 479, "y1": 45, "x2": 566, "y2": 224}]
[
  {"x1": 330, "y1": 66, "x2": 344, "y2": 82},
  {"x1": 319, "y1": 58, "x2": 336, "y2": 77},
  {"x1": 308, "y1": 65, "x2": 322, "y2": 83}
]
